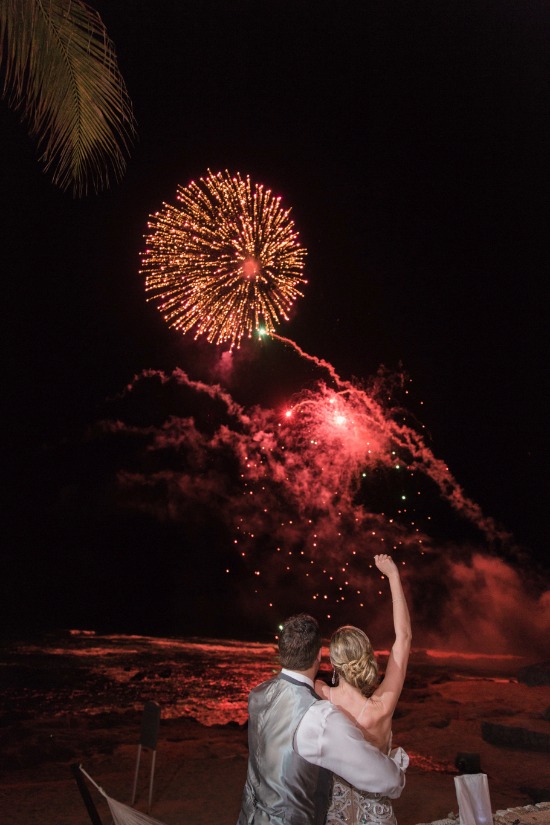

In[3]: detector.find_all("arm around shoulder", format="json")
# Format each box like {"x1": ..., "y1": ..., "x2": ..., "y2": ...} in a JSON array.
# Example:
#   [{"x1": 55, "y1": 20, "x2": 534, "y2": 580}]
[{"x1": 294, "y1": 702, "x2": 406, "y2": 799}]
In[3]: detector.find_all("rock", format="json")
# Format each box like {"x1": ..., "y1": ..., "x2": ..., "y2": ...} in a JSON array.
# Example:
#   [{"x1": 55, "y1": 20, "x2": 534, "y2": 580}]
[
  {"x1": 481, "y1": 721, "x2": 550, "y2": 752},
  {"x1": 429, "y1": 718, "x2": 451, "y2": 729},
  {"x1": 494, "y1": 801, "x2": 550, "y2": 824},
  {"x1": 130, "y1": 670, "x2": 146, "y2": 681},
  {"x1": 519, "y1": 786, "x2": 550, "y2": 803},
  {"x1": 517, "y1": 661, "x2": 550, "y2": 686},
  {"x1": 454, "y1": 752, "x2": 481, "y2": 773}
]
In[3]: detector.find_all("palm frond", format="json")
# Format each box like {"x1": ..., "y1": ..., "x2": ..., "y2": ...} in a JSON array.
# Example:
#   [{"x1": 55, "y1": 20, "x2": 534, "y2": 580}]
[{"x1": 0, "y1": 0, "x2": 136, "y2": 195}]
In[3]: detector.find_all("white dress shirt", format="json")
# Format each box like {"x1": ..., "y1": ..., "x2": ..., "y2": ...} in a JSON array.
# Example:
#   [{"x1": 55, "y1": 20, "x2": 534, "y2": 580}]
[
  {"x1": 283, "y1": 670, "x2": 407, "y2": 799},
  {"x1": 281, "y1": 668, "x2": 316, "y2": 688}
]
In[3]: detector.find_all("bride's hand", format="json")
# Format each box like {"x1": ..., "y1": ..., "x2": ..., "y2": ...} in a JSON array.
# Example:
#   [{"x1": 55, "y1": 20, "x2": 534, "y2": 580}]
[
  {"x1": 314, "y1": 679, "x2": 330, "y2": 699},
  {"x1": 374, "y1": 553, "x2": 398, "y2": 577}
]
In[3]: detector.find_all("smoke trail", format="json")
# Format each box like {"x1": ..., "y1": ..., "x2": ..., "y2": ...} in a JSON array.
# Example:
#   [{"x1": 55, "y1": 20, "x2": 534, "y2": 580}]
[
  {"x1": 270, "y1": 333, "x2": 348, "y2": 388},
  {"x1": 87, "y1": 335, "x2": 550, "y2": 655}
]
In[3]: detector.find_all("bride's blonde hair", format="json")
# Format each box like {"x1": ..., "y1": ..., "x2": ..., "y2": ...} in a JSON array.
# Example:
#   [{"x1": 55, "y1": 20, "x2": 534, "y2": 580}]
[{"x1": 330, "y1": 625, "x2": 378, "y2": 697}]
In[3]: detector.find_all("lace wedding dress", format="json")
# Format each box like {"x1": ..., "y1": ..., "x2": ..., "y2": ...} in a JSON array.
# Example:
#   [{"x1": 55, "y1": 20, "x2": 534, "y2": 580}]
[
  {"x1": 325, "y1": 691, "x2": 399, "y2": 825},
  {"x1": 326, "y1": 774, "x2": 397, "y2": 825}
]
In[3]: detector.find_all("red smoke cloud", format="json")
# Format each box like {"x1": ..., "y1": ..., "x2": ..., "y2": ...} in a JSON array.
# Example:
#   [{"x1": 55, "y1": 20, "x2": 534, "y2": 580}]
[{"x1": 96, "y1": 360, "x2": 548, "y2": 656}]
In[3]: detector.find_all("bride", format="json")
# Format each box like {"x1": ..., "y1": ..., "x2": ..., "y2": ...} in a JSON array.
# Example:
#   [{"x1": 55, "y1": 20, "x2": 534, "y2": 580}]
[{"x1": 315, "y1": 553, "x2": 412, "y2": 824}]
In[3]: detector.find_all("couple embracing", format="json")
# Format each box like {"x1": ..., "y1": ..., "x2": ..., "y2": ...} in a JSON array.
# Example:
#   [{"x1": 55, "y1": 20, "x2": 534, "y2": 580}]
[{"x1": 237, "y1": 554, "x2": 411, "y2": 825}]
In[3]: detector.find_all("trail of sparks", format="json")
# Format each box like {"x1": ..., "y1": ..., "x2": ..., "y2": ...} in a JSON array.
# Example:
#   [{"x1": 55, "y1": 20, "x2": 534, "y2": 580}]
[
  {"x1": 270, "y1": 333, "x2": 348, "y2": 389},
  {"x1": 270, "y1": 336, "x2": 507, "y2": 546}
]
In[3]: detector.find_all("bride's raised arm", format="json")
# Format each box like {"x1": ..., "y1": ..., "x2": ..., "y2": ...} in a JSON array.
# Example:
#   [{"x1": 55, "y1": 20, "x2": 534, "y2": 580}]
[{"x1": 372, "y1": 554, "x2": 412, "y2": 712}]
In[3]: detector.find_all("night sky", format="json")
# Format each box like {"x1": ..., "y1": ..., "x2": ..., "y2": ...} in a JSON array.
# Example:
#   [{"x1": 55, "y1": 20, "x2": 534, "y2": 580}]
[{"x1": 1, "y1": 1, "x2": 547, "y2": 645}]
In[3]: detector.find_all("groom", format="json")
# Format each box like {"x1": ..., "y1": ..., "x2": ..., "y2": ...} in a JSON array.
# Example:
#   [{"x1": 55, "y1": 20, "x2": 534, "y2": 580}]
[{"x1": 237, "y1": 613, "x2": 406, "y2": 825}]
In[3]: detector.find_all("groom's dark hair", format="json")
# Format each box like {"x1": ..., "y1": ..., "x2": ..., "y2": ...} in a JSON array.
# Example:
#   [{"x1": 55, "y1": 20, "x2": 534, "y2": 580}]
[{"x1": 279, "y1": 613, "x2": 321, "y2": 670}]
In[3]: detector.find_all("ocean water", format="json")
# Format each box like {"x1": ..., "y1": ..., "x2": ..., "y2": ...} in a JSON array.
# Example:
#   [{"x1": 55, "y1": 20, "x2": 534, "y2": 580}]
[{"x1": 0, "y1": 630, "x2": 525, "y2": 728}]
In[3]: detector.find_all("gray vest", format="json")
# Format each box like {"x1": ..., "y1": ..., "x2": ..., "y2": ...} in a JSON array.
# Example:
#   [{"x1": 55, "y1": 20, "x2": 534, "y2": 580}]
[{"x1": 237, "y1": 673, "x2": 331, "y2": 825}]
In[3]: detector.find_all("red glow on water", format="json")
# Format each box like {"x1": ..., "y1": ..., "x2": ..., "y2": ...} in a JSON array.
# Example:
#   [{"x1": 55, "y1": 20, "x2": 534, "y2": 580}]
[
  {"x1": 424, "y1": 649, "x2": 521, "y2": 662},
  {"x1": 5, "y1": 634, "x2": 541, "y2": 734}
]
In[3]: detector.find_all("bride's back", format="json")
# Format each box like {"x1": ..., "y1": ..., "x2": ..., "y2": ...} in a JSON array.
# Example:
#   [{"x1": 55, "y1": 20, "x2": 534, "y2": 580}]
[{"x1": 316, "y1": 680, "x2": 393, "y2": 754}]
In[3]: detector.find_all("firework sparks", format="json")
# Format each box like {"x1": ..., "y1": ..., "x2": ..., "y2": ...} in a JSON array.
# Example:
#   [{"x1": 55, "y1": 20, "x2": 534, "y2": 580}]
[
  {"x1": 131, "y1": 178, "x2": 526, "y2": 640},
  {"x1": 104, "y1": 347, "x2": 512, "y2": 628},
  {"x1": 141, "y1": 171, "x2": 307, "y2": 348}
]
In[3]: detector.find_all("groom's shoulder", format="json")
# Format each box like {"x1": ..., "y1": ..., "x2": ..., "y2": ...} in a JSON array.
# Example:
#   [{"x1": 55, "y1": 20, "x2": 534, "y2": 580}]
[{"x1": 250, "y1": 672, "x2": 281, "y2": 695}]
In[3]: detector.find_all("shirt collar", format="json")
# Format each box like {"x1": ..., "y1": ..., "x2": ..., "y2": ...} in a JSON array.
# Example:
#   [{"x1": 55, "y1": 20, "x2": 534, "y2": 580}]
[{"x1": 281, "y1": 668, "x2": 315, "y2": 689}]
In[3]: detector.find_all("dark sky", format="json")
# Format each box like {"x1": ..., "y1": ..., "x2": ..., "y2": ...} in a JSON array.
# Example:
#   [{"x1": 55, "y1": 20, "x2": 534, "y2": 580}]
[{"x1": 0, "y1": 0, "x2": 547, "y2": 639}]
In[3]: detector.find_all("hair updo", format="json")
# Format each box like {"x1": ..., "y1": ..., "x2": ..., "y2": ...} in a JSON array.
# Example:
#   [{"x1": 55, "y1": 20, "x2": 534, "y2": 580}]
[{"x1": 330, "y1": 625, "x2": 378, "y2": 697}]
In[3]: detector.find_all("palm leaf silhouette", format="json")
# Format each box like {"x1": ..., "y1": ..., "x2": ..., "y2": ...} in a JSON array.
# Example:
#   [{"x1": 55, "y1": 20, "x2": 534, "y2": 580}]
[{"x1": 0, "y1": 0, "x2": 136, "y2": 195}]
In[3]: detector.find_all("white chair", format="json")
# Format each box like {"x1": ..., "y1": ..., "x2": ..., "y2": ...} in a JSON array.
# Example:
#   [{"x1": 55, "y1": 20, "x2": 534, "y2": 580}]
[{"x1": 75, "y1": 764, "x2": 167, "y2": 825}]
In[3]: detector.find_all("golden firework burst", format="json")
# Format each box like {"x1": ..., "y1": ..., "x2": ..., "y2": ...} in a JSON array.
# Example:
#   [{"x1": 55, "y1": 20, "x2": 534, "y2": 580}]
[{"x1": 141, "y1": 170, "x2": 307, "y2": 347}]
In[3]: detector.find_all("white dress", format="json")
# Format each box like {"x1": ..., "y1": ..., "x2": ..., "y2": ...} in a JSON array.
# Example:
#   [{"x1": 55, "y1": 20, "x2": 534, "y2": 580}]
[
  {"x1": 327, "y1": 775, "x2": 397, "y2": 825},
  {"x1": 325, "y1": 691, "x2": 398, "y2": 825}
]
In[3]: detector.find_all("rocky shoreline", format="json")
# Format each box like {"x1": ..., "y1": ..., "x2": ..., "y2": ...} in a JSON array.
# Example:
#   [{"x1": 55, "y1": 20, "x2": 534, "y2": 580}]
[{"x1": 1, "y1": 642, "x2": 549, "y2": 825}]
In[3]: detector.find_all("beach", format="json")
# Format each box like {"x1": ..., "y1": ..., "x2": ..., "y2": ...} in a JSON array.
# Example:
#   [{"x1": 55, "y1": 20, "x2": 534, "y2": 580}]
[{"x1": 1, "y1": 633, "x2": 548, "y2": 825}]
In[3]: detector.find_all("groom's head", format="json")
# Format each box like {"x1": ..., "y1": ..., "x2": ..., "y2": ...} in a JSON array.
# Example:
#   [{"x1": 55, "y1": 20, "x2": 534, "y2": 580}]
[{"x1": 279, "y1": 613, "x2": 321, "y2": 671}]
